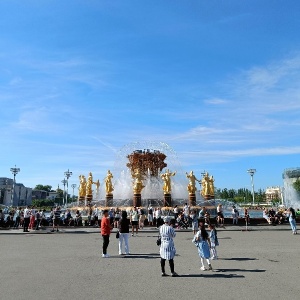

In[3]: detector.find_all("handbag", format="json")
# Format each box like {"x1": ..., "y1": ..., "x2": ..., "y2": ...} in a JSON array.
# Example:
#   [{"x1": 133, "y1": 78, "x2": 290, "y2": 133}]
[
  {"x1": 156, "y1": 236, "x2": 161, "y2": 246},
  {"x1": 116, "y1": 231, "x2": 120, "y2": 239}
]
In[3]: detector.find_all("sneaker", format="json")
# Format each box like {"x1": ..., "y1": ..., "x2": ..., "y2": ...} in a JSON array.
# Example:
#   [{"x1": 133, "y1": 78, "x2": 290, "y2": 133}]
[
  {"x1": 102, "y1": 254, "x2": 110, "y2": 258},
  {"x1": 208, "y1": 264, "x2": 213, "y2": 270},
  {"x1": 200, "y1": 266, "x2": 206, "y2": 271},
  {"x1": 161, "y1": 272, "x2": 169, "y2": 277},
  {"x1": 171, "y1": 272, "x2": 178, "y2": 277},
  {"x1": 131, "y1": 234, "x2": 134, "y2": 236},
  {"x1": 50, "y1": 230, "x2": 55, "y2": 232}
]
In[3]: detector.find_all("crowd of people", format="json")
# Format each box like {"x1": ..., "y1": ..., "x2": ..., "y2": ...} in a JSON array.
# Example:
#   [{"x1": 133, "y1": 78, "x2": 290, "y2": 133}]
[{"x1": 100, "y1": 208, "x2": 221, "y2": 276}]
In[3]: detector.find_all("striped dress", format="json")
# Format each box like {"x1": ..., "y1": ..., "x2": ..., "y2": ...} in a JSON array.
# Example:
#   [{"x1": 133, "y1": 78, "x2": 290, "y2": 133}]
[{"x1": 159, "y1": 224, "x2": 176, "y2": 260}]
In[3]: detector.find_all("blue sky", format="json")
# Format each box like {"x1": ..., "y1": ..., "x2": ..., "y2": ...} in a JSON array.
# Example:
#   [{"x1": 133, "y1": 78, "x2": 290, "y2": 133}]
[{"x1": 1, "y1": 0, "x2": 300, "y2": 194}]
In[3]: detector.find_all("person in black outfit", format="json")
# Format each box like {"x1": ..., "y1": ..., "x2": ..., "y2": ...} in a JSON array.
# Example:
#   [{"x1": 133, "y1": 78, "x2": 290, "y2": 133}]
[{"x1": 118, "y1": 211, "x2": 130, "y2": 255}]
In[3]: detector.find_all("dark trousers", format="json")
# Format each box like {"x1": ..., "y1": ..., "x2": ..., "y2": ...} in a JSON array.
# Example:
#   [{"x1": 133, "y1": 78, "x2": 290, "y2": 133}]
[
  {"x1": 35, "y1": 218, "x2": 40, "y2": 230},
  {"x1": 23, "y1": 217, "x2": 30, "y2": 232},
  {"x1": 102, "y1": 235, "x2": 110, "y2": 254},
  {"x1": 161, "y1": 258, "x2": 174, "y2": 273},
  {"x1": 14, "y1": 216, "x2": 20, "y2": 228}
]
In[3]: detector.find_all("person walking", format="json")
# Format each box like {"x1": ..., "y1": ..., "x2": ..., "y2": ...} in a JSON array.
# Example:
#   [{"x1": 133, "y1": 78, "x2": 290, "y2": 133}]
[
  {"x1": 286, "y1": 207, "x2": 297, "y2": 235},
  {"x1": 118, "y1": 211, "x2": 130, "y2": 255},
  {"x1": 193, "y1": 223, "x2": 212, "y2": 271},
  {"x1": 159, "y1": 216, "x2": 178, "y2": 277},
  {"x1": 101, "y1": 209, "x2": 113, "y2": 257}
]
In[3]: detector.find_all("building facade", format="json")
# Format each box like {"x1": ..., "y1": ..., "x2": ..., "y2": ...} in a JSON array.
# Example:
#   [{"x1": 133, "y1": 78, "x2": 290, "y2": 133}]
[
  {"x1": 0, "y1": 177, "x2": 32, "y2": 207},
  {"x1": 265, "y1": 186, "x2": 282, "y2": 201}
]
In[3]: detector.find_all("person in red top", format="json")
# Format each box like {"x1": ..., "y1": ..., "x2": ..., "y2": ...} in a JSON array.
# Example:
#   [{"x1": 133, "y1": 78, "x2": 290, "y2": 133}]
[{"x1": 101, "y1": 209, "x2": 112, "y2": 258}]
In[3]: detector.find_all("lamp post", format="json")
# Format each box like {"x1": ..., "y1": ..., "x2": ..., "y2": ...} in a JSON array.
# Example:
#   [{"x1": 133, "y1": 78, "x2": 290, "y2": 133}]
[
  {"x1": 10, "y1": 165, "x2": 20, "y2": 207},
  {"x1": 61, "y1": 179, "x2": 67, "y2": 206},
  {"x1": 64, "y1": 169, "x2": 72, "y2": 207},
  {"x1": 71, "y1": 184, "x2": 77, "y2": 203},
  {"x1": 247, "y1": 169, "x2": 256, "y2": 206}
]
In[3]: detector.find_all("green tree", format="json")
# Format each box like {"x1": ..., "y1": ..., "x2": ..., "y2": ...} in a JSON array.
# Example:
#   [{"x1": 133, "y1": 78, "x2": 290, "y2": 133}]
[{"x1": 34, "y1": 185, "x2": 52, "y2": 192}]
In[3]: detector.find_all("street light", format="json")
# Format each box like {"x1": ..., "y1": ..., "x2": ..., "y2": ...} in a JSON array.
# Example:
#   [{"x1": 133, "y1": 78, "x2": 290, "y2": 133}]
[
  {"x1": 71, "y1": 184, "x2": 77, "y2": 203},
  {"x1": 10, "y1": 165, "x2": 20, "y2": 206},
  {"x1": 247, "y1": 169, "x2": 256, "y2": 206},
  {"x1": 64, "y1": 169, "x2": 72, "y2": 207},
  {"x1": 61, "y1": 179, "x2": 67, "y2": 206}
]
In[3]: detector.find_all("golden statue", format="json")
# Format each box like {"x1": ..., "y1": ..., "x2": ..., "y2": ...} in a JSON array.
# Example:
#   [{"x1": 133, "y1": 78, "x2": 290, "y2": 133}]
[
  {"x1": 201, "y1": 172, "x2": 210, "y2": 197},
  {"x1": 105, "y1": 170, "x2": 114, "y2": 195},
  {"x1": 86, "y1": 172, "x2": 95, "y2": 196},
  {"x1": 186, "y1": 171, "x2": 201, "y2": 194},
  {"x1": 161, "y1": 169, "x2": 176, "y2": 194},
  {"x1": 79, "y1": 175, "x2": 86, "y2": 198},
  {"x1": 132, "y1": 169, "x2": 145, "y2": 194}
]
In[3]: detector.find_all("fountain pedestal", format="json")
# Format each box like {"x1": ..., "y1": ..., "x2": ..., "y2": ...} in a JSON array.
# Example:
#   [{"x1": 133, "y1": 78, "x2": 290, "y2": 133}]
[
  {"x1": 79, "y1": 196, "x2": 85, "y2": 206},
  {"x1": 204, "y1": 195, "x2": 214, "y2": 200},
  {"x1": 164, "y1": 193, "x2": 172, "y2": 207},
  {"x1": 86, "y1": 194, "x2": 93, "y2": 206},
  {"x1": 133, "y1": 193, "x2": 142, "y2": 207},
  {"x1": 189, "y1": 193, "x2": 196, "y2": 206},
  {"x1": 105, "y1": 194, "x2": 113, "y2": 207}
]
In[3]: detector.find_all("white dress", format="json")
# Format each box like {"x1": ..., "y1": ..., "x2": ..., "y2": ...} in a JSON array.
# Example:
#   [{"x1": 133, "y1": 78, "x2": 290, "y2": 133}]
[{"x1": 159, "y1": 224, "x2": 176, "y2": 260}]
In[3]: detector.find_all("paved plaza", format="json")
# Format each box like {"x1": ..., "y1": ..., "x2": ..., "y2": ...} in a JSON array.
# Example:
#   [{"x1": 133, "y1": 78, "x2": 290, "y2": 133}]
[{"x1": 0, "y1": 225, "x2": 299, "y2": 300}]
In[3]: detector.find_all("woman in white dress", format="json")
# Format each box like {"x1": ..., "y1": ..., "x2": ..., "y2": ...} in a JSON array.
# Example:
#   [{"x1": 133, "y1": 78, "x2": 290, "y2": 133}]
[{"x1": 159, "y1": 216, "x2": 178, "y2": 277}]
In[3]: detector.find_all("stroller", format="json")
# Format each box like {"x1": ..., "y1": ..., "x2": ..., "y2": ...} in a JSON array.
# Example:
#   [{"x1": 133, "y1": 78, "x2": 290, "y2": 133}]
[{"x1": 176, "y1": 214, "x2": 189, "y2": 229}]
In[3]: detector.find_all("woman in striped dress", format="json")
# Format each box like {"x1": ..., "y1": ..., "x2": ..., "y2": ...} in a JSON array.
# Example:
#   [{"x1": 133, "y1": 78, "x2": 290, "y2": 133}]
[{"x1": 159, "y1": 216, "x2": 178, "y2": 277}]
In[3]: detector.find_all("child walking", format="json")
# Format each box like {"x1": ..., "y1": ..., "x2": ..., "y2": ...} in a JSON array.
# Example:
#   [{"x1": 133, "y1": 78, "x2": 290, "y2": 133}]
[
  {"x1": 209, "y1": 224, "x2": 219, "y2": 260},
  {"x1": 193, "y1": 223, "x2": 212, "y2": 271}
]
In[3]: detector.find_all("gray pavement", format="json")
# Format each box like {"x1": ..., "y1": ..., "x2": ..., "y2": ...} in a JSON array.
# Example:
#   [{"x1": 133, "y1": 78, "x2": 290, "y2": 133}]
[{"x1": 0, "y1": 225, "x2": 299, "y2": 300}]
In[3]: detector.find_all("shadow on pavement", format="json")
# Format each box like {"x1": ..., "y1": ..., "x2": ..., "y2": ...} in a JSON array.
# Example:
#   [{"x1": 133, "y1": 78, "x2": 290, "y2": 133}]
[
  {"x1": 220, "y1": 257, "x2": 258, "y2": 261},
  {"x1": 215, "y1": 268, "x2": 265, "y2": 273},
  {"x1": 178, "y1": 273, "x2": 245, "y2": 278}
]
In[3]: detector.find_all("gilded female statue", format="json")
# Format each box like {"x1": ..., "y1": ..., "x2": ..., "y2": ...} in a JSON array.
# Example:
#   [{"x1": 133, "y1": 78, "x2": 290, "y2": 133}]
[
  {"x1": 161, "y1": 169, "x2": 176, "y2": 194},
  {"x1": 79, "y1": 175, "x2": 86, "y2": 198},
  {"x1": 86, "y1": 172, "x2": 94, "y2": 196},
  {"x1": 132, "y1": 169, "x2": 145, "y2": 194},
  {"x1": 208, "y1": 175, "x2": 215, "y2": 196},
  {"x1": 105, "y1": 170, "x2": 114, "y2": 195},
  {"x1": 186, "y1": 171, "x2": 201, "y2": 194},
  {"x1": 201, "y1": 173, "x2": 210, "y2": 197}
]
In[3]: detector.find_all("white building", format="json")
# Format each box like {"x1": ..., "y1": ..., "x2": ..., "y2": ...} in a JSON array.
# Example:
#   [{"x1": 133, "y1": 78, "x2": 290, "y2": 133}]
[{"x1": 265, "y1": 186, "x2": 281, "y2": 201}]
